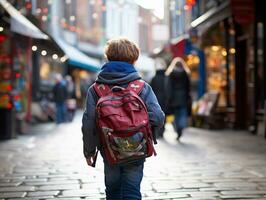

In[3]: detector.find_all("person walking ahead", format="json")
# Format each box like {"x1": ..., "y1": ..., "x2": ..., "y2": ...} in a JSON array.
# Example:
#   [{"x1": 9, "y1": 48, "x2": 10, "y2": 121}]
[
  {"x1": 165, "y1": 57, "x2": 191, "y2": 140},
  {"x1": 82, "y1": 38, "x2": 165, "y2": 200},
  {"x1": 150, "y1": 58, "x2": 167, "y2": 138},
  {"x1": 53, "y1": 74, "x2": 67, "y2": 124}
]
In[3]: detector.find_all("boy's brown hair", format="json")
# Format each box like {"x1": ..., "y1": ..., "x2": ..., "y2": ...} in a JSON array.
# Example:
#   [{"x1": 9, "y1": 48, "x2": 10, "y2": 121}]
[{"x1": 104, "y1": 38, "x2": 140, "y2": 64}]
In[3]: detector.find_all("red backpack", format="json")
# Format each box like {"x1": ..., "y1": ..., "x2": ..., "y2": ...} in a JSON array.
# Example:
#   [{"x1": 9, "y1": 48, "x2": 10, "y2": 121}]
[{"x1": 93, "y1": 80, "x2": 156, "y2": 165}]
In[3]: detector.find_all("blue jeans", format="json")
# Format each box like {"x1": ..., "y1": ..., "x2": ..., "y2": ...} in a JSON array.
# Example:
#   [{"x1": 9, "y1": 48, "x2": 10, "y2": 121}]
[
  {"x1": 56, "y1": 102, "x2": 66, "y2": 124},
  {"x1": 104, "y1": 162, "x2": 144, "y2": 200},
  {"x1": 173, "y1": 106, "x2": 188, "y2": 132}
]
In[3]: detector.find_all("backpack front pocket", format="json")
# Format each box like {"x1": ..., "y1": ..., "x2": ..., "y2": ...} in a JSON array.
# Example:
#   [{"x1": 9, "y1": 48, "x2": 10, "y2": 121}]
[{"x1": 108, "y1": 131, "x2": 147, "y2": 159}]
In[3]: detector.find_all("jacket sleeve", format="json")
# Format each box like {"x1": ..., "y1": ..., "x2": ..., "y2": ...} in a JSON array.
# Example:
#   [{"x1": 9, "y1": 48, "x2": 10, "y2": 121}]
[
  {"x1": 81, "y1": 86, "x2": 99, "y2": 158},
  {"x1": 139, "y1": 83, "x2": 165, "y2": 129}
]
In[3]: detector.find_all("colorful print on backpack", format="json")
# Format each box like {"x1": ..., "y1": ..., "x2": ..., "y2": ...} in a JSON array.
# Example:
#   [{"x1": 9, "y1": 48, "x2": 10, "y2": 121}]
[{"x1": 93, "y1": 80, "x2": 156, "y2": 165}]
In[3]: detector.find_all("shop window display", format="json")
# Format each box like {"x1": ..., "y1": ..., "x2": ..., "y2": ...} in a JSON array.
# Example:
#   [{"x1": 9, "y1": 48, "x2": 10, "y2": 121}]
[
  {"x1": 204, "y1": 46, "x2": 227, "y2": 107},
  {"x1": 13, "y1": 42, "x2": 31, "y2": 115},
  {"x1": 185, "y1": 53, "x2": 200, "y2": 99},
  {"x1": 0, "y1": 32, "x2": 12, "y2": 110},
  {"x1": 39, "y1": 56, "x2": 63, "y2": 89},
  {"x1": 72, "y1": 69, "x2": 95, "y2": 107},
  {"x1": 201, "y1": 21, "x2": 236, "y2": 109},
  {"x1": 0, "y1": 29, "x2": 30, "y2": 137}
]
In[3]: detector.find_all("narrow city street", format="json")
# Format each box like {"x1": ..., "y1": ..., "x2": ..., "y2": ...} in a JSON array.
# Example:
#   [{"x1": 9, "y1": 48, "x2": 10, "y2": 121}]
[{"x1": 0, "y1": 112, "x2": 266, "y2": 200}]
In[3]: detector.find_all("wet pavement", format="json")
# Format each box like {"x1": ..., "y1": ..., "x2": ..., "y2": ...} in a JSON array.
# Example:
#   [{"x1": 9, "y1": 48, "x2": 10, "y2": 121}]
[{"x1": 1, "y1": 111, "x2": 266, "y2": 200}]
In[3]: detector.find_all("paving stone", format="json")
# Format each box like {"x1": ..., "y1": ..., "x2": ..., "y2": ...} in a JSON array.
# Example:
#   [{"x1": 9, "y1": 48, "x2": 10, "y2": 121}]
[
  {"x1": 23, "y1": 178, "x2": 48, "y2": 182},
  {"x1": 53, "y1": 198, "x2": 82, "y2": 200},
  {"x1": 0, "y1": 186, "x2": 35, "y2": 192},
  {"x1": 152, "y1": 181, "x2": 182, "y2": 191},
  {"x1": 61, "y1": 189, "x2": 101, "y2": 197},
  {"x1": 38, "y1": 184, "x2": 80, "y2": 191},
  {"x1": 14, "y1": 168, "x2": 56, "y2": 174},
  {"x1": 142, "y1": 196, "x2": 174, "y2": 200},
  {"x1": 189, "y1": 191, "x2": 220, "y2": 197},
  {"x1": 214, "y1": 181, "x2": 258, "y2": 188},
  {"x1": 181, "y1": 182, "x2": 211, "y2": 189},
  {"x1": 219, "y1": 194, "x2": 263, "y2": 199},
  {"x1": 163, "y1": 193, "x2": 190, "y2": 198},
  {"x1": 0, "y1": 192, "x2": 26, "y2": 198},
  {"x1": 0, "y1": 176, "x2": 26, "y2": 180},
  {"x1": 9, "y1": 197, "x2": 54, "y2": 200},
  {"x1": 202, "y1": 178, "x2": 245, "y2": 183},
  {"x1": 221, "y1": 190, "x2": 266, "y2": 195},
  {"x1": 26, "y1": 191, "x2": 60, "y2": 197},
  {"x1": 0, "y1": 179, "x2": 10, "y2": 183},
  {"x1": 81, "y1": 183, "x2": 104, "y2": 190},
  {"x1": 0, "y1": 182, "x2": 21, "y2": 186},
  {"x1": 25, "y1": 180, "x2": 79, "y2": 186}
]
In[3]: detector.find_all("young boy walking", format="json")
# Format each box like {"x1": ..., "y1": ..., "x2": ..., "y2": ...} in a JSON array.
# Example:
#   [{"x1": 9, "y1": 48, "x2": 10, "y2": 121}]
[{"x1": 82, "y1": 38, "x2": 165, "y2": 200}]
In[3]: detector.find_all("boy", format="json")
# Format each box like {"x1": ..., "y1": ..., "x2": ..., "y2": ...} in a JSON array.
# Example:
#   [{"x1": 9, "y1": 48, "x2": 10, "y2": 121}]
[{"x1": 82, "y1": 38, "x2": 165, "y2": 200}]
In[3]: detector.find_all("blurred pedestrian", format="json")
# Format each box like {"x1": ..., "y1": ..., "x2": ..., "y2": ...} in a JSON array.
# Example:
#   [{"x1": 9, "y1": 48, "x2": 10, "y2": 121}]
[
  {"x1": 165, "y1": 57, "x2": 191, "y2": 141},
  {"x1": 82, "y1": 38, "x2": 164, "y2": 200},
  {"x1": 65, "y1": 75, "x2": 75, "y2": 99},
  {"x1": 52, "y1": 74, "x2": 67, "y2": 124},
  {"x1": 65, "y1": 75, "x2": 76, "y2": 122},
  {"x1": 150, "y1": 58, "x2": 167, "y2": 138}
]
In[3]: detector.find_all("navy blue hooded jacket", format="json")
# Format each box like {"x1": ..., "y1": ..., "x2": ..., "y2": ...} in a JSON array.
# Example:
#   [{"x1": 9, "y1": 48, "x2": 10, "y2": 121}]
[{"x1": 81, "y1": 61, "x2": 165, "y2": 158}]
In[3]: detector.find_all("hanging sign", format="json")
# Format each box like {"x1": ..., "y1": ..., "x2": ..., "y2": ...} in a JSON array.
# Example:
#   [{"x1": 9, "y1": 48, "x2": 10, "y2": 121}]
[{"x1": 231, "y1": 0, "x2": 254, "y2": 25}]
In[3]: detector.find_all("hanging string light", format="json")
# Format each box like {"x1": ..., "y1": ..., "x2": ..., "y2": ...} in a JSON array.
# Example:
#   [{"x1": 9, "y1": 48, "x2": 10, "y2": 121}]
[
  {"x1": 70, "y1": 15, "x2": 76, "y2": 22},
  {"x1": 92, "y1": 13, "x2": 98, "y2": 19},
  {"x1": 52, "y1": 54, "x2": 58, "y2": 60},
  {"x1": 41, "y1": 50, "x2": 47, "y2": 56},
  {"x1": 32, "y1": 46, "x2": 37, "y2": 51},
  {"x1": 60, "y1": 56, "x2": 67, "y2": 62},
  {"x1": 42, "y1": 15, "x2": 48, "y2": 22},
  {"x1": 36, "y1": 8, "x2": 41, "y2": 14}
]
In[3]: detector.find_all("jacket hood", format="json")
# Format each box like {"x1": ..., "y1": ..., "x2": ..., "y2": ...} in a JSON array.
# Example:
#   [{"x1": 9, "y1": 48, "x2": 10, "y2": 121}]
[
  {"x1": 156, "y1": 69, "x2": 165, "y2": 75},
  {"x1": 96, "y1": 61, "x2": 141, "y2": 85},
  {"x1": 170, "y1": 67, "x2": 185, "y2": 75}
]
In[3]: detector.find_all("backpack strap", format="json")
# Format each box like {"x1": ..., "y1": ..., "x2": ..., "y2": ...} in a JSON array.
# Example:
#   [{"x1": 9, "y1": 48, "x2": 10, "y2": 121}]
[
  {"x1": 93, "y1": 83, "x2": 111, "y2": 97},
  {"x1": 127, "y1": 79, "x2": 145, "y2": 95}
]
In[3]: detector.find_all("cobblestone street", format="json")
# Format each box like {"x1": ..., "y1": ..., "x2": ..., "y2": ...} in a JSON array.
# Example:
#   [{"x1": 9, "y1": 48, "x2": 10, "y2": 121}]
[{"x1": 1, "y1": 112, "x2": 266, "y2": 200}]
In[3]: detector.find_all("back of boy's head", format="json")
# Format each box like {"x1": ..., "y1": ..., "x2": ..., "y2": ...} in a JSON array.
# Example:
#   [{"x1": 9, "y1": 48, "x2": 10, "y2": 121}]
[{"x1": 104, "y1": 38, "x2": 140, "y2": 64}]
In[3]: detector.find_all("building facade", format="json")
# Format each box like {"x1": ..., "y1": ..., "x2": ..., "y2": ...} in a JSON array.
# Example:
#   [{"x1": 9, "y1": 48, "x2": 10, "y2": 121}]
[{"x1": 166, "y1": 0, "x2": 265, "y2": 135}]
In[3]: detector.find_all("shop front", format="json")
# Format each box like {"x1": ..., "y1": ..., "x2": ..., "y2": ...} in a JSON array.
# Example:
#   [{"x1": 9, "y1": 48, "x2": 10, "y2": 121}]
[
  {"x1": 201, "y1": 20, "x2": 236, "y2": 109},
  {"x1": 0, "y1": 24, "x2": 16, "y2": 139},
  {"x1": 187, "y1": 0, "x2": 238, "y2": 128},
  {"x1": 253, "y1": 0, "x2": 265, "y2": 136},
  {"x1": 0, "y1": 0, "x2": 48, "y2": 139},
  {"x1": 71, "y1": 69, "x2": 96, "y2": 107},
  {"x1": 190, "y1": 0, "x2": 258, "y2": 130},
  {"x1": 31, "y1": 40, "x2": 65, "y2": 100}
]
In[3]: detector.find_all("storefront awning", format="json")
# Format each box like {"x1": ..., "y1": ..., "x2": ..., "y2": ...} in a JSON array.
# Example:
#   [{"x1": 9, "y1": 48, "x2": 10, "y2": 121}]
[
  {"x1": 170, "y1": 35, "x2": 189, "y2": 58},
  {"x1": 55, "y1": 38, "x2": 101, "y2": 72},
  {"x1": 190, "y1": 0, "x2": 231, "y2": 35},
  {"x1": 0, "y1": 0, "x2": 48, "y2": 40}
]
